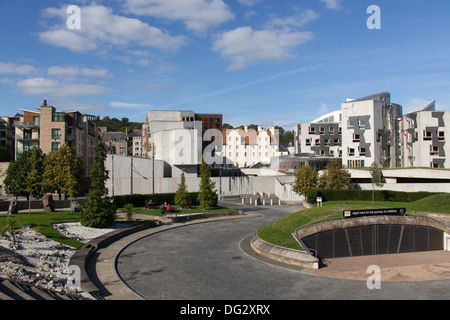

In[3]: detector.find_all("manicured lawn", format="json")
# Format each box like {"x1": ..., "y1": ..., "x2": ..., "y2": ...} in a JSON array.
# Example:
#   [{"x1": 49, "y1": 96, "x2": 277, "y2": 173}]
[
  {"x1": 0, "y1": 211, "x2": 84, "y2": 248},
  {"x1": 257, "y1": 194, "x2": 450, "y2": 251},
  {"x1": 118, "y1": 205, "x2": 235, "y2": 217}
]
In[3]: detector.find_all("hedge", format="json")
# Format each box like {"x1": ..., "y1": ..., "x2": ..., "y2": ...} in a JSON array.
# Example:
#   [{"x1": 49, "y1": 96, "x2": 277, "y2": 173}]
[
  {"x1": 112, "y1": 192, "x2": 199, "y2": 208},
  {"x1": 306, "y1": 189, "x2": 440, "y2": 204}
]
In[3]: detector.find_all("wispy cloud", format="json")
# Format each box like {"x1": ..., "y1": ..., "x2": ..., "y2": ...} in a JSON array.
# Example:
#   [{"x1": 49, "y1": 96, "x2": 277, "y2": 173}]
[
  {"x1": 16, "y1": 77, "x2": 113, "y2": 97},
  {"x1": 109, "y1": 101, "x2": 153, "y2": 109},
  {"x1": 319, "y1": 0, "x2": 343, "y2": 10},
  {"x1": 121, "y1": 0, "x2": 234, "y2": 33}
]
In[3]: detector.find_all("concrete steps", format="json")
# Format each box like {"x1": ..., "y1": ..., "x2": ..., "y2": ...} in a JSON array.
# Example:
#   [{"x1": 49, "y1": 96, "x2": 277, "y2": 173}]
[{"x1": 0, "y1": 277, "x2": 87, "y2": 300}]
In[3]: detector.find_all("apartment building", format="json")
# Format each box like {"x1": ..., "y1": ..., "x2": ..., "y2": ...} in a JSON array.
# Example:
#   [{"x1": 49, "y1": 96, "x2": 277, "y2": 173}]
[
  {"x1": 341, "y1": 92, "x2": 402, "y2": 168},
  {"x1": 401, "y1": 101, "x2": 449, "y2": 168},
  {"x1": 0, "y1": 115, "x2": 20, "y2": 161},
  {"x1": 294, "y1": 92, "x2": 450, "y2": 169},
  {"x1": 14, "y1": 99, "x2": 99, "y2": 173},
  {"x1": 222, "y1": 126, "x2": 287, "y2": 168},
  {"x1": 294, "y1": 110, "x2": 342, "y2": 159}
]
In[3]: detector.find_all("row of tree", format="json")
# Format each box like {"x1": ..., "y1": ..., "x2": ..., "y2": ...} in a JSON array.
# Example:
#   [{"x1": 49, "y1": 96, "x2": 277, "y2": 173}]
[
  {"x1": 3, "y1": 144, "x2": 83, "y2": 201},
  {"x1": 3, "y1": 142, "x2": 116, "y2": 228},
  {"x1": 293, "y1": 159, "x2": 385, "y2": 202}
]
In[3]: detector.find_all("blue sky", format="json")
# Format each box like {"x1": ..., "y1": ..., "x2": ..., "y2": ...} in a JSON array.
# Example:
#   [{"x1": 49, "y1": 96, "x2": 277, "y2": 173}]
[{"x1": 0, "y1": 0, "x2": 449, "y2": 129}]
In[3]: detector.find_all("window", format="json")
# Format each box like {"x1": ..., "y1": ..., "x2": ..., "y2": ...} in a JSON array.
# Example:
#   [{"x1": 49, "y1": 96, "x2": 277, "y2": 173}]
[
  {"x1": 353, "y1": 134, "x2": 360, "y2": 142},
  {"x1": 359, "y1": 120, "x2": 366, "y2": 129},
  {"x1": 308, "y1": 126, "x2": 315, "y2": 134},
  {"x1": 348, "y1": 147, "x2": 355, "y2": 156},
  {"x1": 359, "y1": 147, "x2": 366, "y2": 156},
  {"x1": 424, "y1": 130, "x2": 432, "y2": 140},
  {"x1": 52, "y1": 128, "x2": 61, "y2": 140},
  {"x1": 347, "y1": 120, "x2": 354, "y2": 129},
  {"x1": 438, "y1": 131, "x2": 445, "y2": 141},
  {"x1": 305, "y1": 139, "x2": 311, "y2": 146},
  {"x1": 52, "y1": 142, "x2": 61, "y2": 153},
  {"x1": 430, "y1": 146, "x2": 439, "y2": 156},
  {"x1": 319, "y1": 127, "x2": 325, "y2": 134}
]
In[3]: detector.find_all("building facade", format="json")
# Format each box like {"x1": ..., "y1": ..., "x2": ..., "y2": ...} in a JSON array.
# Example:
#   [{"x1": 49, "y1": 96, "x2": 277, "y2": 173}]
[
  {"x1": 222, "y1": 126, "x2": 288, "y2": 169},
  {"x1": 294, "y1": 92, "x2": 449, "y2": 169},
  {"x1": 14, "y1": 99, "x2": 99, "y2": 174}
]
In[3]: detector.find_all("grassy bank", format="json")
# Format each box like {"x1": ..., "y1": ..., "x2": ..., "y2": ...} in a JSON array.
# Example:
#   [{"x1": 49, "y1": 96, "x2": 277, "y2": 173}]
[
  {"x1": 0, "y1": 211, "x2": 84, "y2": 248},
  {"x1": 257, "y1": 193, "x2": 450, "y2": 251},
  {"x1": 118, "y1": 205, "x2": 235, "y2": 217}
]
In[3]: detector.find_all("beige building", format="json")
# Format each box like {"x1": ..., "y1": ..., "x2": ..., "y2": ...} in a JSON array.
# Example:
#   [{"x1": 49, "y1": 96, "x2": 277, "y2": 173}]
[{"x1": 14, "y1": 100, "x2": 100, "y2": 181}]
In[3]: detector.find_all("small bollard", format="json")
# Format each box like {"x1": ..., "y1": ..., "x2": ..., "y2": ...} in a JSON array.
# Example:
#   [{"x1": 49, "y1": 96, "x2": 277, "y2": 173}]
[
  {"x1": 263, "y1": 199, "x2": 265, "y2": 206},
  {"x1": 271, "y1": 199, "x2": 273, "y2": 206},
  {"x1": 242, "y1": 198, "x2": 245, "y2": 204}
]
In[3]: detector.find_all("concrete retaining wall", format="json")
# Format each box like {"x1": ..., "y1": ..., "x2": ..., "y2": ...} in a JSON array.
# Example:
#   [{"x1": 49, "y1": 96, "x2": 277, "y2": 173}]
[{"x1": 250, "y1": 235, "x2": 319, "y2": 269}]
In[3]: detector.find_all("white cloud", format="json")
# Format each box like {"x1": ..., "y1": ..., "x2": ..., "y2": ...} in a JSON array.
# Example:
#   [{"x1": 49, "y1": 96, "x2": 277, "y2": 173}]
[
  {"x1": 122, "y1": 0, "x2": 234, "y2": 33},
  {"x1": 39, "y1": 4, "x2": 187, "y2": 53},
  {"x1": 109, "y1": 101, "x2": 153, "y2": 108},
  {"x1": 48, "y1": 66, "x2": 112, "y2": 78},
  {"x1": 212, "y1": 26, "x2": 314, "y2": 70},
  {"x1": 16, "y1": 78, "x2": 113, "y2": 97},
  {"x1": 51, "y1": 98, "x2": 107, "y2": 114},
  {"x1": 266, "y1": 10, "x2": 319, "y2": 29},
  {"x1": 319, "y1": 0, "x2": 342, "y2": 10},
  {"x1": 0, "y1": 62, "x2": 39, "y2": 75},
  {"x1": 237, "y1": 0, "x2": 263, "y2": 7}
]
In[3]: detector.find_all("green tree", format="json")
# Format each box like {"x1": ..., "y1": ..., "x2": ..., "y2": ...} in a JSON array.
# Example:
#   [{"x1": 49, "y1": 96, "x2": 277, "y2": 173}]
[
  {"x1": 174, "y1": 169, "x2": 189, "y2": 205},
  {"x1": 369, "y1": 162, "x2": 386, "y2": 203},
  {"x1": 3, "y1": 150, "x2": 31, "y2": 198},
  {"x1": 319, "y1": 159, "x2": 351, "y2": 190},
  {"x1": 25, "y1": 148, "x2": 46, "y2": 214},
  {"x1": 198, "y1": 158, "x2": 217, "y2": 210},
  {"x1": 293, "y1": 165, "x2": 318, "y2": 201},
  {"x1": 43, "y1": 144, "x2": 84, "y2": 199},
  {"x1": 80, "y1": 142, "x2": 116, "y2": 228}
]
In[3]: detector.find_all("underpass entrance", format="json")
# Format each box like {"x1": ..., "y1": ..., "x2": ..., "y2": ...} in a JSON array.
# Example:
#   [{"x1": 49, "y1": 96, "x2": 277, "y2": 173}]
[{"x1": 301, "y1": 224, "x2": 444, "y2": 259}]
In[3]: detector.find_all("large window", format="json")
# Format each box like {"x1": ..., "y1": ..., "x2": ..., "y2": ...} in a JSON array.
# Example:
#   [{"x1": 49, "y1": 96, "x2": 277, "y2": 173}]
[
  {"x1": 52, "y1": 128, "x2": 61, "y2": 140},
  {"x1": 52, "y1": 142, "x2": 61, "y2": 153}
]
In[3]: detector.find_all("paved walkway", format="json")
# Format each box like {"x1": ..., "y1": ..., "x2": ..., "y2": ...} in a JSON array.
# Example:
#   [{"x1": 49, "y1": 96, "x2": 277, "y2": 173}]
[{"x1": 85, "y1": 203, "x2": 450, "y2": 300}]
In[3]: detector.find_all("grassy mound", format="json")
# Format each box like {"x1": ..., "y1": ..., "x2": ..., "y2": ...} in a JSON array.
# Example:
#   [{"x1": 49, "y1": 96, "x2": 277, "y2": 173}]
[{"x1": 257, "y1": 194, "x2": 450, "y2": 251}]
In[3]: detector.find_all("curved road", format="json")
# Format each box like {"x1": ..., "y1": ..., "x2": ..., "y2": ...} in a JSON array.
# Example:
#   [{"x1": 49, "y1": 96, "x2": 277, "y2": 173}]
[{"x1": 115, "y1": 203, "x2": 450, "y2": 300}]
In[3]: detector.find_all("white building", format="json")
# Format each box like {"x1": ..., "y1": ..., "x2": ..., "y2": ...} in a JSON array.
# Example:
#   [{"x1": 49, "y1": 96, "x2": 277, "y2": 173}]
[
  {"x1": 294, "y1": 110, "x2": 342, "y2": 158},
  {"x1": 341, "y1": 92, "x2": 402, "y2": 168},
  {"x1": 401, "y1": 101, "x2": 450, "y2": 168},
  {"x1": 222, "y1": 126, "x2": 288, "y2": 168},
  {"x1": 293, "y1": 92, "x2": 450, "y2": 169}
]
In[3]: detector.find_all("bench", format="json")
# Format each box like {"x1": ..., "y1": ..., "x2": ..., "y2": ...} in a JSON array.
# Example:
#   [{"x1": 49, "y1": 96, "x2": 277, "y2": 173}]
[{"x1": 181, "y1": 203, "x2": 192, "y2": 209}]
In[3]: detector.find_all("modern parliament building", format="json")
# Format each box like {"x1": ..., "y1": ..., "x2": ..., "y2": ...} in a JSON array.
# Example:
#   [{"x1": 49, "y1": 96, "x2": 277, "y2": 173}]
[{"x1": 294, "y1": 92, "x2": 449, "y2": 170}]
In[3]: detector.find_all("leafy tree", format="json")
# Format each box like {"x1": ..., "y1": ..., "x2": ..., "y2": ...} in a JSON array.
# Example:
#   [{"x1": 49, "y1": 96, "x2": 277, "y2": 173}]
[
  {"x1": 80, "y1": 142, "x2": 116, "y2": 228},
  {"x1": 198, "y1": 158, "x2": 217, "y2": 210},
  {"x1": 369, "y1": 162, "x2": 386, "y2": 203},
  {"x1": 293, "y1": 165, "x2": 318, "y2": 201},
  {"x1": 319, "y1": 159, "x2": 351, "y2": 190},
  {"x1": 3, "y1": 150, "x2": 31, "y2": 198},
  {"x1": 174, "y1": 169, "x2": 189, "y2": 205},
  {"x1": 43, "y1": 144, "x2": 83, "y2": 199}
]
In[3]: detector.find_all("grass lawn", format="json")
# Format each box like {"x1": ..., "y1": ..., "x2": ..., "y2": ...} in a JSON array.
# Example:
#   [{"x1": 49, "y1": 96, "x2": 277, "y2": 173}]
[
  {"x1": 0, "y1": 211, "x2": 84, "y2": 249},
  {"x1": 0, "y1": 204, "x2": 235, "y2": 249},
  {"x1": 257, "y1": 193, "x2": 450, "y2": 251},
  {"x1": 118, "y1": 205, "x2": 235, "y2": 217}
]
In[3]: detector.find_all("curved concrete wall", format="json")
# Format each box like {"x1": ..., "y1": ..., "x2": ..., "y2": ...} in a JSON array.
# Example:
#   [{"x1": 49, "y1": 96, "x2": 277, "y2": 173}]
[{"x1": 294, "y1": 215, "x2": 450, "y2": 259}]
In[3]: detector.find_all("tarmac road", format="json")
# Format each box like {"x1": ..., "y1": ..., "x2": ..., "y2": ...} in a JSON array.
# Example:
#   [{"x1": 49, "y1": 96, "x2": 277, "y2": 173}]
[{"x1": 115, "y1": 203, "x2": 450, "y2": 300}]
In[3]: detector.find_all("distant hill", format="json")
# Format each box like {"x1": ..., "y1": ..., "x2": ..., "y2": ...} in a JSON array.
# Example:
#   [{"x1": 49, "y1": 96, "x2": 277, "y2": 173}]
[{"x1": 94, "y1": 116, "x2": 143, "y2": 132}]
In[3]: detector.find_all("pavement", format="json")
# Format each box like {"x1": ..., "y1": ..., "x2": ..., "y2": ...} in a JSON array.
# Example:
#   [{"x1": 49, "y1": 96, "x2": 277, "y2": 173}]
[{"x1": 82, "y1": 202, "x2": 450, "y2": 300}]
